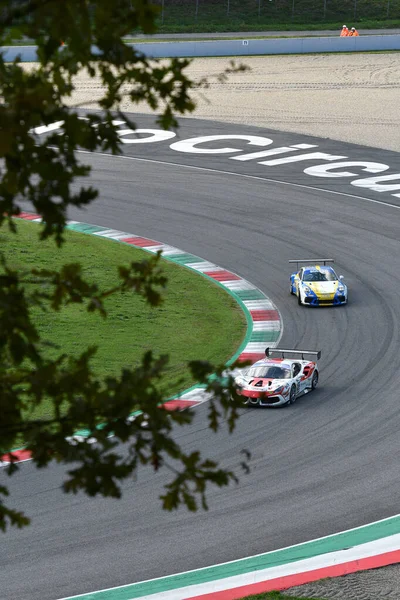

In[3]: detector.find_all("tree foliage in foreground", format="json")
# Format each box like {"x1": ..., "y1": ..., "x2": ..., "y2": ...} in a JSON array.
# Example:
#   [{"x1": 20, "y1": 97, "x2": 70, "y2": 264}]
[{"x1": 0, "y1": 0, "x2": 249, "y2": 531}]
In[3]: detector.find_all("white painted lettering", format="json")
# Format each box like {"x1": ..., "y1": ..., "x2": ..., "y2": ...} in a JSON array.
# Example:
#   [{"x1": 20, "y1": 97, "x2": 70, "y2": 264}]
[
  {"x1": 32, "y1": 119, "x2": 126, "y2": 134},
  {"x1": 304, "y1": 161, "x2": 389, "y2": 178},
  {"x1": 259, "y1": 152, "x2": 347, "y2": 166},
  {"x1": 32, "y1": 121, "x2": 64, "y2": 135},
  {"x1": 351, "y1": 173, "x2": 400, "y2": 197},
  {"x1": 77, "y1": 118, "x2": 125, "y2": 129},
  {"x1": 118, "y1": 129, "x2": 176, "y2": 144},
  {"x1": 231, "y1": 144, "x2": 317, "y2": 162},
  {"x1": 170, "y1": 135, "x2": 273, "y2": 154},
  {"x1": 292, "y1": 144, "x2": 318, "y2": 149}
]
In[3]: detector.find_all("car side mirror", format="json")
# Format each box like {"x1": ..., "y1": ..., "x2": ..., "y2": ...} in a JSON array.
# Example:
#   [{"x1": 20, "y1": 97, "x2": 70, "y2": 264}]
[{"x1": 339, "y1": 275, "x2": 344, "y2": 280}]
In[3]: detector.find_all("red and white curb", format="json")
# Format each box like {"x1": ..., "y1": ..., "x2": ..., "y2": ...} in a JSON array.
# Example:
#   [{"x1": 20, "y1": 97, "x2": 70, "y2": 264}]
[
  {"x1": 57, "y1": 514, "x2": 400, "y2": 600},
  {"x1": 1, "y1": 212, "x2": 282, "y2": 465},
  {"x1": 182, "y1": 537, "x2": 400, "y2": 600}
]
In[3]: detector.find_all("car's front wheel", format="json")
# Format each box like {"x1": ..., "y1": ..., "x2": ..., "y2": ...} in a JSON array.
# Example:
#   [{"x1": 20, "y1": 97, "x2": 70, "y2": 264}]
[
  {"x1": 297, "y1": 289, "x2": 302, "y2": 305},
  {"x1": 311, "y1": 370, "x2": 318, "y2": 390},
  {"x1": 288, "y1": 385, "x2": 297, "y2": 405}
]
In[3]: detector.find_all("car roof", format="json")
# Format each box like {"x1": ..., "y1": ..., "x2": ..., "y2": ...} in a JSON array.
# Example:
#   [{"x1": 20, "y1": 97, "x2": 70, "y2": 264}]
[
  {"x1": 252, "y1": 358, "x2": 315, "y2": 368},
  {"x1": 303, "y1": 265, "x2": 335, "y2": 274},
  {"x1": 253, "y1": 359, "x2": 294, "y2": 368}
]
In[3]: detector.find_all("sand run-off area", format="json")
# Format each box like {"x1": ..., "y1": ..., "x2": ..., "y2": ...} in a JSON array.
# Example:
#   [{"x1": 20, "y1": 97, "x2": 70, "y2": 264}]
[{"x1": 24, "y1": 52, "x2": 399, "y2": 152}]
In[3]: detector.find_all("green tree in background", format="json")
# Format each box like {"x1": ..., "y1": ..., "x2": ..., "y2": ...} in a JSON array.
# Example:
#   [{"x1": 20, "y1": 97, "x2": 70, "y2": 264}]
[{"x1": 0, "y1": 0, "x2": 247, "y2": 531}]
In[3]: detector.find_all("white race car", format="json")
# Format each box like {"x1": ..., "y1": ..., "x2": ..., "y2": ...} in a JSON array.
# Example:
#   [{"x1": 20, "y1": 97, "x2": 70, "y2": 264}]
[{"x1": 235, "y1": 348, "x2": 321, "y2": 407}]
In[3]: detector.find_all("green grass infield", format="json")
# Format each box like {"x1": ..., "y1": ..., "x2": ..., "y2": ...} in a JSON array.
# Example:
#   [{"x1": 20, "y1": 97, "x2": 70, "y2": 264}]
[{"x1": 2, "y1": 220, "x2": 246, "y2": 412}]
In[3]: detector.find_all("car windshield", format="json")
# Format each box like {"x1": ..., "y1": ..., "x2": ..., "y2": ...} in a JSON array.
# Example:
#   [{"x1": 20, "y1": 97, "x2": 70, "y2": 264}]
[
  {"x1": 303, "y1": 269, "x2": 337, "y2": 282},
  {"x1": 246, "y1": 366, "x2": 291, "y2": 379}
]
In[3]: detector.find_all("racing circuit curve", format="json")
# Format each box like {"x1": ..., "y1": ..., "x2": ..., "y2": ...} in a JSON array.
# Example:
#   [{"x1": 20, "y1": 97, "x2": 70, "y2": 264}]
[{"x1": 3, "y1": 116, "x2": 400, "y2": 600}]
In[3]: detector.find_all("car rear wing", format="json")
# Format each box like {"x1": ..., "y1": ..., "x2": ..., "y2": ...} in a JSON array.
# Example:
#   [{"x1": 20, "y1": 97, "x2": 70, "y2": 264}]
[
  {"x1": 266, "y1": 347, "x2": 321, "y2": 360},
  {"x1": 289, "y1": 258, "x2": 334, "y2": 269}
]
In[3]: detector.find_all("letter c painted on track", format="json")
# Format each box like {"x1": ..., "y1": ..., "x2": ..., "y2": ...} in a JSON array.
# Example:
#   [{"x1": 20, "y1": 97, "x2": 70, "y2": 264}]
[{"x1": 169, "y1": 135, "x2": 273, "y2": 154}]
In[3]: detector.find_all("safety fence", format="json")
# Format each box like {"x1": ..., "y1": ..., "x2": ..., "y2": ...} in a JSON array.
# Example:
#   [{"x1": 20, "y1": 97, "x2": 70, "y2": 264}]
[{"x1": 151, "y1": 0, "x2": 400, "y2": 26}]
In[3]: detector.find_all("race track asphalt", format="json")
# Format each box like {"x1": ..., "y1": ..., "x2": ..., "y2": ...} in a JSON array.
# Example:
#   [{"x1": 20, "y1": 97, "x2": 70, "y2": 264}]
[{"x1": 3, "y1": 116, "x2": 400, "y2": 600}]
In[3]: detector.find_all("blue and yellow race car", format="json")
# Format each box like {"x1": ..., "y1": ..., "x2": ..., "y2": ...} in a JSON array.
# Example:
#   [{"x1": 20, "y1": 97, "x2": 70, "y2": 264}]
[{"x1": 290, "y1": 259, "x2": 348, "y2": 306}]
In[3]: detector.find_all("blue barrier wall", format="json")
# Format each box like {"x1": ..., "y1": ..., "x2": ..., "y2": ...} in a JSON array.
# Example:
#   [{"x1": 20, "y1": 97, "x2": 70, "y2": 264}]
[
  {"x1": 2, "y1": 46, "x2": 38, "y2": 62},
  {"x1": 132, "y1": 35, "x2": 400, "y2": 57},
  {"x1": 3, "y1": 35, "x2": 400, "y2": 62}
]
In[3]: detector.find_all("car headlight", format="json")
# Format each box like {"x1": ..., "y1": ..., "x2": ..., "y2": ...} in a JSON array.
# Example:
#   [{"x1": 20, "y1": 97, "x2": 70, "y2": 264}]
[
  {"x1": 337, "y1": 285, "x2": 345, "y2": 292},
  {"x1": 303, "y1": 285, "x2": 312, "y2": 294}
]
